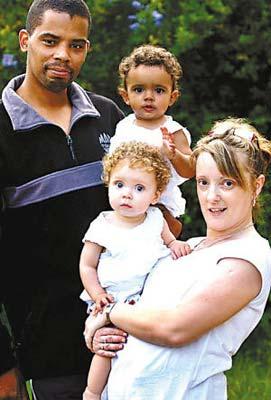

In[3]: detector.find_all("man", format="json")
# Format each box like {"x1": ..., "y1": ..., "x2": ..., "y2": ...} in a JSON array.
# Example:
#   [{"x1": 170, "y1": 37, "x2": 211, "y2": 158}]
[{"x1": 0, "y1": 0, "x2": 123, "y2": 398}]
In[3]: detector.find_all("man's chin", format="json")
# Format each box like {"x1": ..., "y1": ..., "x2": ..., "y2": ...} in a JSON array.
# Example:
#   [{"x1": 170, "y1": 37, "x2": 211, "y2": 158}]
[{"x1": 45, "y1": 78, "x2": 73, "y2": 93}]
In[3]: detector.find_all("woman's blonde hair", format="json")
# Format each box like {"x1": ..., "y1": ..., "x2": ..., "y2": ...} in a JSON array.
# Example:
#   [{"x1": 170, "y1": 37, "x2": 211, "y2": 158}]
[
  {"x1": 103, "y1": 141, "x2": 171, "y2": 194},
  {"x1": 192, "y1": 117, "x2": 271, "y2": 216}
]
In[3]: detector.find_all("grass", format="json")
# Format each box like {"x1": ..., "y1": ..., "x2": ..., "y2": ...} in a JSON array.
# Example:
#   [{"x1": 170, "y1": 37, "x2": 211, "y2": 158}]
[
  {"x1": 227, "y1": 322, "x2": 271, "y2": 400},
  {"x1": 227, "y1": 353, "x2": 271, "y2": 399}
]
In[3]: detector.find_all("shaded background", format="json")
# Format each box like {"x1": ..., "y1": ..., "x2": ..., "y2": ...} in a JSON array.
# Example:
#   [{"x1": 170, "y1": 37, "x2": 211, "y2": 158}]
[{"x1": 0, "y1": 1, "x2": 271, "y2": 397}]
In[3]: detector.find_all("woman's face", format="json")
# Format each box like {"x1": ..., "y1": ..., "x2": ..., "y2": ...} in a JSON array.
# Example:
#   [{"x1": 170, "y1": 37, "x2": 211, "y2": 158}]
[{"x1": 196, "y1": 152, "x2": 254, "y2": 238}]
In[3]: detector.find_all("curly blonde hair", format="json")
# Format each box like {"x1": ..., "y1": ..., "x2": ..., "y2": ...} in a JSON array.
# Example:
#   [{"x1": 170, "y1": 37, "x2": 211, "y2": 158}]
[
  {"x1": 118, "y1": 44, "x2": 182, "y2": 91},
  {"x1": 103, "y1": 141, "x2": 171, "y2": 194}
]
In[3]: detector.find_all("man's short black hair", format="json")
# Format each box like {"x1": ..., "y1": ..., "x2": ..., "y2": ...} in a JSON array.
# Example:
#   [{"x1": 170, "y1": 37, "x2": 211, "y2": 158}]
[{"x1": 26, "y1": 0, "x2": 91, "y2": 35}]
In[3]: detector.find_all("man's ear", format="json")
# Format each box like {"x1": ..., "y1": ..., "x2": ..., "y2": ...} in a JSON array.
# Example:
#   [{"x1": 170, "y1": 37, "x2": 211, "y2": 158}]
[
  {"x1": 86, "y1": 41, "x2": 91, "y2": 53},
  {"x1": 118, "y1": 88, "x2": 130, "y2": 106},
  {"x1": 19, "y1": 29, "x2": 29, "y2": 53},
  {"x1": 169, "y1": 89, "x2": 180, "y2": 106}
]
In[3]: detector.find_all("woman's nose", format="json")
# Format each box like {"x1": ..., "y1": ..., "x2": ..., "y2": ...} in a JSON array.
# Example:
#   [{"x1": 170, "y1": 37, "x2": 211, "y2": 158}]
[{"x1": 206, "y1": 184, "x2": 221, "y2": 201}]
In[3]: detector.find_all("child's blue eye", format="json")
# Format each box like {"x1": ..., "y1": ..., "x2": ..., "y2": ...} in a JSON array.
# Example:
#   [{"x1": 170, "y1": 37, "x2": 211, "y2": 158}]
[
  {"x1": 135, "y1": 184, "x2": 144, "y2": 192},
  {"x1": 115, "y1": 181, "x2": 124, "y2": 188}
]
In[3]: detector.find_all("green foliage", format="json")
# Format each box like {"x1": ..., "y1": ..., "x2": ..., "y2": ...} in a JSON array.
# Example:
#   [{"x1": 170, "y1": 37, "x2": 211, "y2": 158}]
[
  {"x1": 227, "y1": 317, "x2": 271, "y2": 399},
  {"x1": 0, "y1": 0, "x2": 271, "y2": 388}
]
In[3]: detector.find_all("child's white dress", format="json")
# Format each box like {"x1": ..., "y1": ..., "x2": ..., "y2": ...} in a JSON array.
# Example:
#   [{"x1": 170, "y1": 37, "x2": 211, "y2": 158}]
[
  {"x1": 80, "y1": 207, "x2": 170, "y2": 310},
  {"x1": 109, "y1": 114, "x2": 191, "y2": 217}
]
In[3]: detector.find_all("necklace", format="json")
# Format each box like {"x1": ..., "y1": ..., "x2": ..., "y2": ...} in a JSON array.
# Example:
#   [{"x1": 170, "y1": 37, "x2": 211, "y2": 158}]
[{"x1": 192, "y1": 223, "x2": 254, "y2": 252}]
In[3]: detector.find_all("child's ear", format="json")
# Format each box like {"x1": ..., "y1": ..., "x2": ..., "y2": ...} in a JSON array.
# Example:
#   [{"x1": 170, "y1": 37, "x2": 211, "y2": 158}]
[
  {"x1": 169, "y1": 89, "x2": 180, "y2": 106},
  {"x1": 118, "y1": 88, "x2": 130, "y2": 105},
  {"x1": 151, "y1": 191, "x2": 161, "y2": 205}
]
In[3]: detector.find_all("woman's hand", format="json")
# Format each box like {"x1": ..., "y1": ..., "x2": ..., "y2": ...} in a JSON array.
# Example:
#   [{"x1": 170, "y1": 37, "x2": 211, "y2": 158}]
[
  {"x1": 91, "y1": 327, "x2": 128, "y2": 358},
  {"x1": 83, "y1": 311, "x2": 109, "y2": 349}
]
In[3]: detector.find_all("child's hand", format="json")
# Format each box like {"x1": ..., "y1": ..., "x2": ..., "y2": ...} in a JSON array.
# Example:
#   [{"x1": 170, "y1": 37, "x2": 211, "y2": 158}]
[
  {"x1": 94, "y1": 292, "x2": 114, "y2": 314},
  {"x1": 161, "y1": 127, "x2": 176, "y2": 160},
  {"x1": 168, "y1": 240, "x2": 192, "y2": 260}
]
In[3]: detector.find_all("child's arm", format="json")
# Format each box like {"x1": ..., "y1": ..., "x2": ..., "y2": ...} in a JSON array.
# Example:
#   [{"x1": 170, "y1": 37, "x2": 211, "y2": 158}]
[
  {"x1": 79, "y1": 241, "x2": 114, "y2": 312},
  {"x1": 161, "y1": 219, "x2": 192, "y2": 260},
  {"x1": 161, "y1": 127, "x2": 195, "y2": 178}
]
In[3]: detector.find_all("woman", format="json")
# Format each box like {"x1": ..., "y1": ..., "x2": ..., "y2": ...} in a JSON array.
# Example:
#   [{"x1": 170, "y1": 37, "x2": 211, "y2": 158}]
[{"x1": 84, "y1": 117, "x2": 271, "y2": 399}]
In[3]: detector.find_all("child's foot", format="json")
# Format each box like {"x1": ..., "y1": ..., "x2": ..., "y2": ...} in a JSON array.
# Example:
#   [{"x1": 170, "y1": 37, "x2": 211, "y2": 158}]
[{"x1": 83, "y1": 387, "x2": 101, "y2": 400}]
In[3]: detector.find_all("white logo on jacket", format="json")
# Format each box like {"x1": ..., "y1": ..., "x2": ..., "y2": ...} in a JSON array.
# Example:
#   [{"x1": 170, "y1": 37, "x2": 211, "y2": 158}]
[{"x1": 99, "y1": 132, "x2": 112, "y2": 153}]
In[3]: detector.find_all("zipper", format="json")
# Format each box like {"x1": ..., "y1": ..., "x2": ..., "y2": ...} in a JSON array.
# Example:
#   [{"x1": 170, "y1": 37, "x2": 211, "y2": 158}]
[{"x1": 66, "y1": 134, "x2": 78, "y2": 164}]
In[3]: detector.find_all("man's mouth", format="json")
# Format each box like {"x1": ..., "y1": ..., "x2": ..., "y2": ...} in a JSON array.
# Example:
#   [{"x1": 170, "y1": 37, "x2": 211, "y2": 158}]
[{"x1": 46, "y1": 64, "x2": 72, "y2": 78}]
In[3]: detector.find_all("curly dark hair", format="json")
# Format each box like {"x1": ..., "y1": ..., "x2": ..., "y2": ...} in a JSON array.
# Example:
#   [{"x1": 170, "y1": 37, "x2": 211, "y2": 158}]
[{"x1": 118, "y1": 44, "x2": 182, "y2": 91}]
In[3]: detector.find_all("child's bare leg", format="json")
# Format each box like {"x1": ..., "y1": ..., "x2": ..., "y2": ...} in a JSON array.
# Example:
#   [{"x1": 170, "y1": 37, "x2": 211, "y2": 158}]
[{"x1": 83, "y1": 354, "x2": 111, "y2": 400}]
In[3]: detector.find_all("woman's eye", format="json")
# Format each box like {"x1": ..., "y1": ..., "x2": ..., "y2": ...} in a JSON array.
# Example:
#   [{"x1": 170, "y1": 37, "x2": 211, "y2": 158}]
[
  {"x1": 197, "y1": 179, "x2": 208, "y2": 187},
  {"x1": 222, "y1": 179, "x2": 234, "y2": 189},
  {"x1": 135, "y1": 184, "x2": 144, "y2": 192}
]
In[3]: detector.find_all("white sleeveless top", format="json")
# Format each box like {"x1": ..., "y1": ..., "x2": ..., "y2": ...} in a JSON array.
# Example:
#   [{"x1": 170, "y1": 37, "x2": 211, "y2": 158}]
[
  {"x1": 109, "y1": 114, "x2": 191, "y2": 217},
  {"x1": 80, "y1": 207, "x2": 170, "y2": 307},
  {"x1": 105, "y1": 230, "x2": 271, "y2": 400}
]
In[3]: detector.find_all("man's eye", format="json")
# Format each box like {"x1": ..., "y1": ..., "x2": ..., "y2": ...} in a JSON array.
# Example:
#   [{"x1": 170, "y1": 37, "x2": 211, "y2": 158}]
[
  {"x1": 135, "y1": 184, "x2": 144, "y2": 192},
  {"x1": 71, "y1": 43, "x2": 84, "y2": 49},
  {"x1": 43, "y1": 39, "x2": 56, "y2": 46}
]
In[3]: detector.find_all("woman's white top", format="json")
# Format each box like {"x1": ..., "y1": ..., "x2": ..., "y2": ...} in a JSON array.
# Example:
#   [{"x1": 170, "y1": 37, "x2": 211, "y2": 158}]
[
  {"x1": 80, "y1": 207, "x2": 170, "y2": 308},
  {"x1": 109, "y1": 114, "x2": 191, "y2": 217},
  {"x1": 104, "y1": 230, "x2": 271, "y2": 400}
]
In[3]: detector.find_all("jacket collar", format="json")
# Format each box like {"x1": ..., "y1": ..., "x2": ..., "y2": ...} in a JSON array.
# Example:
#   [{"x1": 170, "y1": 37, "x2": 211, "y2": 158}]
[{"x1": 2, "y1": 74, "x2": 100, "y2": 132}]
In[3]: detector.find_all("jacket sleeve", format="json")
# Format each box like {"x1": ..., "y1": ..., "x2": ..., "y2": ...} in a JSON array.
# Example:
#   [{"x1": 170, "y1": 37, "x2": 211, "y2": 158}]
[{"x1": 0, "y1": 312, "x2": 16, "y2": 375}]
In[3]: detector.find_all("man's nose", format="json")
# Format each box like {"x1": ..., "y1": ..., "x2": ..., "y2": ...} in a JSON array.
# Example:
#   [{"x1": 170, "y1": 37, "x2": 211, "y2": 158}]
[{"x1": 53, "y1": 43, "x2": 70, "y2": 62}]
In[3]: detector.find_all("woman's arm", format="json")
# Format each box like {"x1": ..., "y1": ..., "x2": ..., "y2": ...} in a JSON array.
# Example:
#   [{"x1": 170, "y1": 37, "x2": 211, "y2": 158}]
[
  {"x1": 109, "y1": 258, "x2": 262, "y2": 346},
  {"x1": 79, "y1": 241, "x2": 114, "y2": 311}
]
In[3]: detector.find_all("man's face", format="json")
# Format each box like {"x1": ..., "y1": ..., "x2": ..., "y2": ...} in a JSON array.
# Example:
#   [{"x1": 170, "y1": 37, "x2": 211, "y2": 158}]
[{"x1": 20, "y1": 10, "x2": 90, "y2": 93}]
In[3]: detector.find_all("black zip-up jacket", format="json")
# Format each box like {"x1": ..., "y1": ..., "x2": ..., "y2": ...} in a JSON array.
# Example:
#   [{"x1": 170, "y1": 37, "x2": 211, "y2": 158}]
[{"x1": 0, "y1": 75, "x2": 123, "y2": 379}]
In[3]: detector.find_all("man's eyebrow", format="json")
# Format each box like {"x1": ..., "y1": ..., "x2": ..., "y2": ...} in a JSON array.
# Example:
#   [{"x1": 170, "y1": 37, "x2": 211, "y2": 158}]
[
  {"x1": 38, "y1": 32, "x2": 88, "y2": 44},
  {"x1": 39, "y1": 32, "x2": 59, "y2": 38}
]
